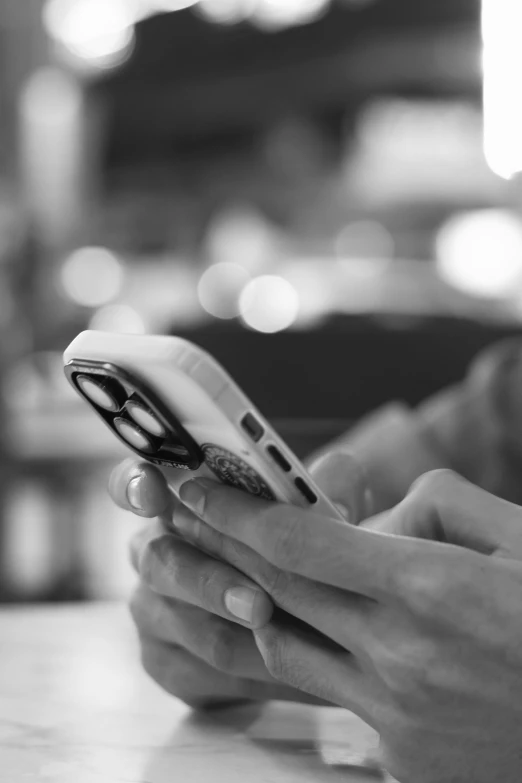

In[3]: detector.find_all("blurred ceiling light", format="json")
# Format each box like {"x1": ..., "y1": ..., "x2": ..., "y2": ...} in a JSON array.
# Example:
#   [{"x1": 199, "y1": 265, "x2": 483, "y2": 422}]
[
  {"x1": 43, "y1": 0, "x2": 135, "y2": 69},
  {"x1": 143, "y1": 0, "x2": 199, "y2": 11},
  {"x1": 205, "y1": 206, "x2": 278, "y2": 274},
  {"x1": 89, "y1": 304, "x2": 146, "y2": 334},
  {"x1": 279, "y1": 260, "x2": 333, "y2": 325},
  {"x1": 60, "y1": 246, "x2": 124, "y2": 307},
  {"x1": 19, "y1": 68, "x2": 84, "y2": 247},
  {"x1": 196, "y1": 0, "x2": 256, "y2": 24},
  {"x1": 482, "y1": 0, "x2": 522, "y2": 179},
  {"x1": 335, "y1": 220, "x2": 394, "y2": 262},
  {"x1": 252, "y1": 0, "x2": 330, "y2": 30},
  {"x1": 197, "y1": 262, "x2": 250, "y2": 319},
  {"x1": 20, "y1": 68, "x2": 81, "y2": 128},
  {"x1": 239, "y1": 275, "x2": 299, "y2": 332},
  {"x1": 436, "y1": 210, "x2": 522, "y2": 298},
  {"x1": 196, "y1": 0, "x2": 328, "y2": 27}
]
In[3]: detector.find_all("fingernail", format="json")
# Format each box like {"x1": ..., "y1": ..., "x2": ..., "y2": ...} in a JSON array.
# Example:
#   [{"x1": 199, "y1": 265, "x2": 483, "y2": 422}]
[
  {"x1": 179, "y1": 480, "x2": 206, "y2": 517},
  {"x1": 127, "y1": 477, "x2": 145, "y2": 511},
  {"x1": 224, "y1": 587, "x2": 258, "y2": 624}
]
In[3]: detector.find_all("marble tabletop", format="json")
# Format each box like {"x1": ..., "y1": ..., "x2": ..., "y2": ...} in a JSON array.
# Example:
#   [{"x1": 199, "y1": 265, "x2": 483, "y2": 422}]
[{"x1": 0, "y1": 602, "x2": 393, "y2": 783}]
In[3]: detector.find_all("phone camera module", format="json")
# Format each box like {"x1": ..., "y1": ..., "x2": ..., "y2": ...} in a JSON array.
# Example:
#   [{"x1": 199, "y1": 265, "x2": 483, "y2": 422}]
[
  {"x1": 114, "y1": 418, "x2": 155, "y2": 453},
  {"x1": 77, "y1": 374, "x2": 125, "y2": 413},
  {"x1": 126, "y1": 400, "x2": 167, "y2": 438},
  {"x1": 165, "y1": 442, "x2": 191, "y2": 460}
]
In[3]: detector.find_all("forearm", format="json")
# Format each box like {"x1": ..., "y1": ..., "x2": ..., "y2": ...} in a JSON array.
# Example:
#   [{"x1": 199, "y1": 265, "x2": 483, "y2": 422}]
[
  {"x1": 330, "y1": 339, "x2": 522, "y2": 512},
  {"x1": 418, "y1": 338, "x2": 522, "y2": 505}
]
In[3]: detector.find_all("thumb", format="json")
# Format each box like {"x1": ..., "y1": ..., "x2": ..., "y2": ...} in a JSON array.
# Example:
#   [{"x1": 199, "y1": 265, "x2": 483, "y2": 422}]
[
  {"x1": 363, "y1": 469, "x2": 522, "y2": 558},
  {"x1": 108, "y1": 459, "x2": 172, "y2": 518},
  {"x1": 307, "y1": 450, "x2": 373, "y2": 524}
]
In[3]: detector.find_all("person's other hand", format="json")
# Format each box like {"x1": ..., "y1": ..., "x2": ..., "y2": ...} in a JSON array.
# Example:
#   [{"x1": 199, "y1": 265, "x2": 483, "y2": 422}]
[
  {"x1": 175, "y1": 470, "x2": 522, "y2": 783},
  {"x1": 109, "y1": 453, "x2": 367, "y2": 708}
]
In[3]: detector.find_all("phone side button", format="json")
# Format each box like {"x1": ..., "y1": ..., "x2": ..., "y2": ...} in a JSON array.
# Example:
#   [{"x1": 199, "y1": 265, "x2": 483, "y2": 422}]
[
  {"x1": 241, "y1": 412, "x2": 264, "y2": 442},
  {"x1": 266, "y1": 444, "x2": 292, "y2": 473},
  {"x1": 294, "y1": 477, "x2": 318, "y2": 505}
]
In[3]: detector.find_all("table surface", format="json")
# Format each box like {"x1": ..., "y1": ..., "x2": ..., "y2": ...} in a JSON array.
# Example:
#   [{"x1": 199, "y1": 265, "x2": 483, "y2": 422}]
[{"x1": 0, "y1": 603, "x2": 392, "y2": 783}]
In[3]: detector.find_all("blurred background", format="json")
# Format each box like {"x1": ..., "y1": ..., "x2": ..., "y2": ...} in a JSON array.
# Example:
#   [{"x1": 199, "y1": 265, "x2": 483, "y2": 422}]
[{"x1": 0, "y1": 0, "x2": 521, "y2": 602}]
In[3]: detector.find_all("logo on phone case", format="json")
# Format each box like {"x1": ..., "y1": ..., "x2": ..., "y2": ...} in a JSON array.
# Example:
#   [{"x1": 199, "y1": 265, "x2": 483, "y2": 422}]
[{"x1": 202, "y1": 444, "x2": 276, "y2": 500}]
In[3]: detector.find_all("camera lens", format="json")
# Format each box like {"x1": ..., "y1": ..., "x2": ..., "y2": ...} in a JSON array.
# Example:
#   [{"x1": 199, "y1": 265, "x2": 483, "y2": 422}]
[
  {"x1": 126, "y1": 401, "x2": 167, "y2": 438},
  {"x1": 77, "y1": 375, "x2": 124, "y2": 413},
  {"x1": 114, "y1": 418, "x2": 154, "y2": 453}
]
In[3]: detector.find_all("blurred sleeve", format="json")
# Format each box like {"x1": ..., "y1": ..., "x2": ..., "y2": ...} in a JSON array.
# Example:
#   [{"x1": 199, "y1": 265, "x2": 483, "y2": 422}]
[{"x1": 331, "y1": 338, "x2": 522, "y2": 512}]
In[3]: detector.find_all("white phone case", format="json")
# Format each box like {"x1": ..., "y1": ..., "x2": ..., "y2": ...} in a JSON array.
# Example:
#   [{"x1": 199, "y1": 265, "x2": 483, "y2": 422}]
[{"x1": 64, "y1": 331, "x2": 345, "y2": 520}]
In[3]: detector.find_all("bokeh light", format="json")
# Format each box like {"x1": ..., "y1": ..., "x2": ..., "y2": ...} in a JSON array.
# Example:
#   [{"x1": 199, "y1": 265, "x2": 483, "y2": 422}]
[
  {"x1": 144, "y1": 0, "x2": 199, "y2": 11},
  {"x1": 20, "y1": 68, "x2": 84, "y2": 247},
  {"x1": 43, "y1": 0, "x2": 135, "y2": 69},
  {"x1": 252, "y1": 0, "x2": 330, "y2": 30},
  {"x1": 197, "y1": 0, "x2": 256, "y2": 24},
  {"x1": 239, "y1": 275, "x2": 299, "y2": 332},
  {"x1": 197, "y1": 262, "x2": 251, "y2": 319},
  {"x1": 205, "y1": 206, "x2": 279, "y2": 275},
  {"x1": 20, "y1": 68, "x2": 82, "y2": 130},
  {"x1": 436, "y1": 210, "x2": 522, "y2": 298},
  {"x1": 60, "y1": 247, "x2": 124, "y2": 307},
  {"x1": 196, "y1": 0, "x2": 329, "y2": 27},
  {"x1": 279, "y1": 261, "x2": 333, "y2": 326},
  {"x1": 88, "y1": 304, "x2": 146, "y2": 334},
  {"x1": 482, "y1": 0, "x2": 522, "y2": 179}
]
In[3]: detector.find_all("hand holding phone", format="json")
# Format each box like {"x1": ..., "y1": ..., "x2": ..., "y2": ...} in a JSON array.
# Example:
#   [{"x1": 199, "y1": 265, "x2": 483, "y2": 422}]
[{"x1": 64, "y1": 330, "x2": 346, "y2": 520}]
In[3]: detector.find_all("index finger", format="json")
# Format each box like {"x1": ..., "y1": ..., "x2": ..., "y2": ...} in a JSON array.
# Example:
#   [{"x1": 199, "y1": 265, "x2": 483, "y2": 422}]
[{"x1": 178, "y1": 479, "x2": 435, "y2": 601}]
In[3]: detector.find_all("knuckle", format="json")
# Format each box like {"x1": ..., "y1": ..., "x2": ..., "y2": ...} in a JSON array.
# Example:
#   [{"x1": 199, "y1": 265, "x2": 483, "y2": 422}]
[
  {"x1": 140, "y1": 534, "x2": 179, "y2": 589},
  {"x1": 128, "y1": 588, "x2": 146, "y2": 627},
  {"x1": 409, "y1": 469, "x2": 458, "y2": 502},
  {"x1": 149, "y1": 533, "x2": 176, "y2": 566},
  {"x1": 130, "y1": 585, "x2": 180, "y2": 643},
  {"x1": 403, "y1": 642, "x2": 439, "y2": 692},
  {"x1": 389, "y1": 556, "x2": 449, "y2": 616},
  {"x1": 374, "y1": 636, "x2": 445, "y2": 707},
  {"x1": 139, "y1": 639, "x2": 185, "y2": 698},
  {"x1": 139, "y1": 636, "x2": 232, "y2": 709},
  {"x1": 370, "y1": 640, "x2": 406, "y2": 692}
]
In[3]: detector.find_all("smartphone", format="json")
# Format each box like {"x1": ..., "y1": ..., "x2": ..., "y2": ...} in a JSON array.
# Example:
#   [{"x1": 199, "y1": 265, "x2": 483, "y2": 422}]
[{"x1": 63, "y1": 331, "x2": 345, "y2": 520}]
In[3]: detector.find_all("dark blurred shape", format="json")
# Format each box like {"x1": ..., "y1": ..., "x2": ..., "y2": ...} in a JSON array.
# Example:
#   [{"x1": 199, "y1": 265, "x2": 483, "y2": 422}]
[
  {"x1": 173, "y1": 317, "x2": 522, "y2": 420},
  {"x1": 93, "y1": 0, "x2": 480, "y2": 174}
]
